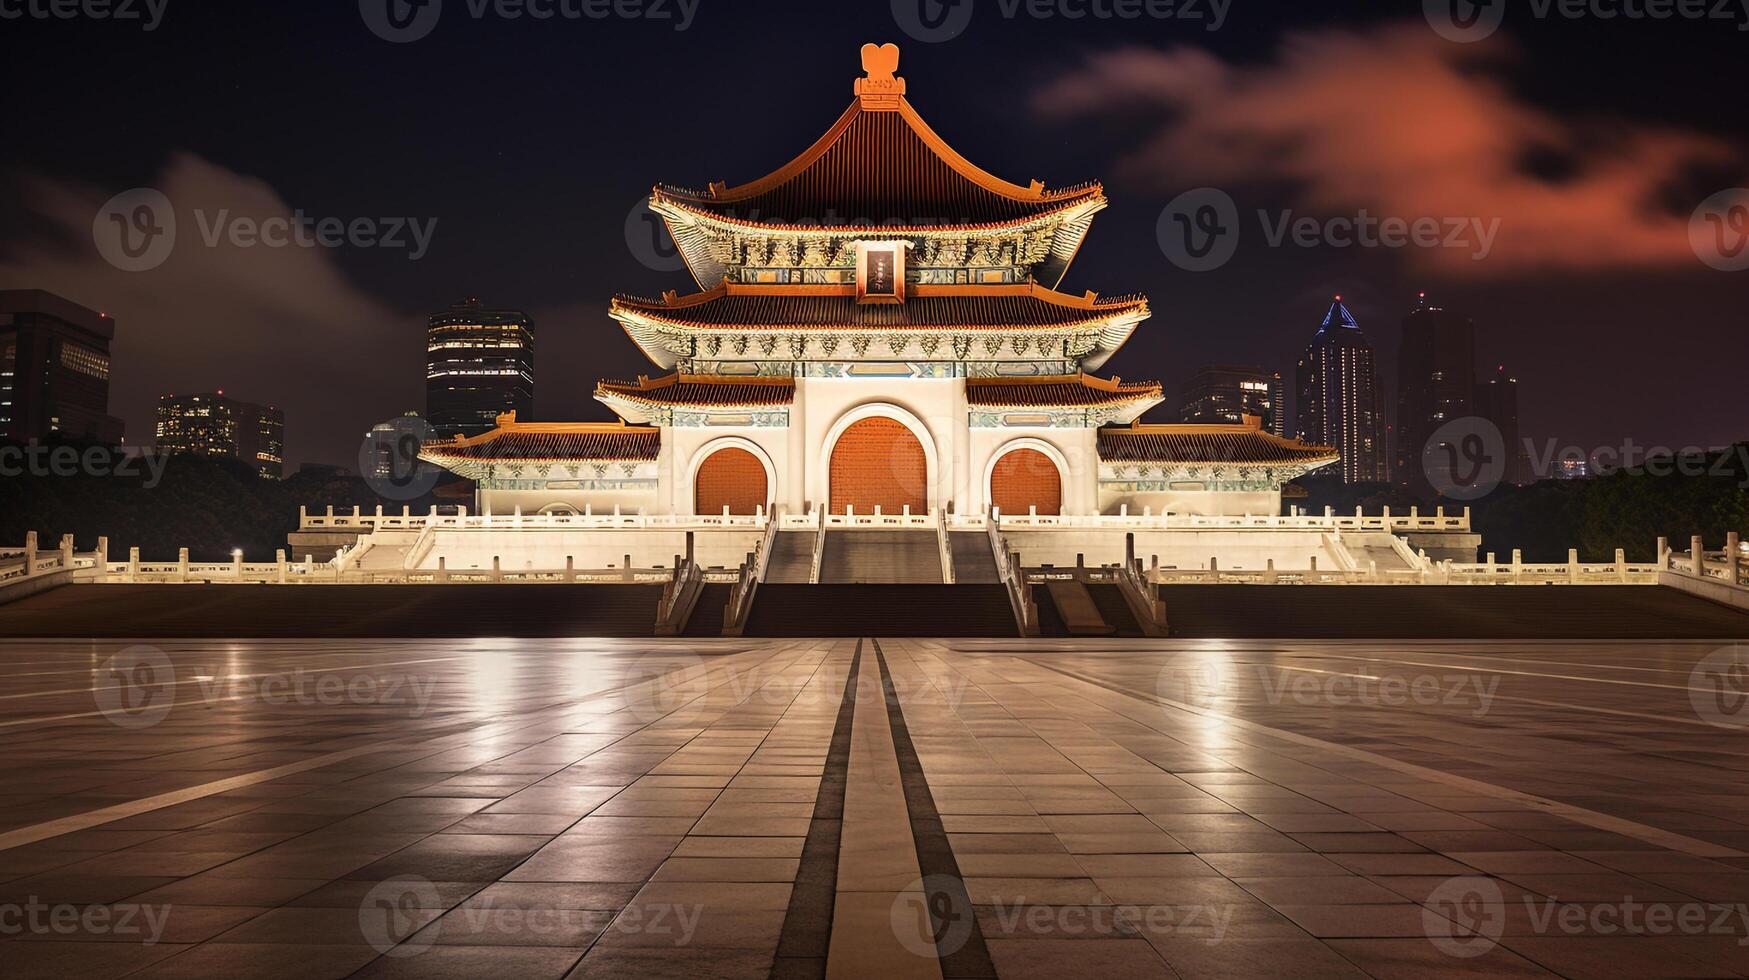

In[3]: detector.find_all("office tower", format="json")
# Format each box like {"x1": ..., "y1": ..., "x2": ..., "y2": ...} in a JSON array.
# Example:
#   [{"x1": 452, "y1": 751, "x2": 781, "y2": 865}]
[
  {"x1": 1396, "y1": 293, "x2": 1476, "y2": 495},
  {"x1": 155, "y1": 391, "x2": 285, "y2": 478},
  {"x1": 1172, "y1": 364, "x2": 1286, "y2": 435},
  {"x1": 1296, "y1": 297, "x2": 1388, "y2": 483},
  {"x1": 0, "y1": 290, "x2": 125, "y2": 443},
  {"x1": 426, "y1": 298, "x2": 534, "y2": 438}
]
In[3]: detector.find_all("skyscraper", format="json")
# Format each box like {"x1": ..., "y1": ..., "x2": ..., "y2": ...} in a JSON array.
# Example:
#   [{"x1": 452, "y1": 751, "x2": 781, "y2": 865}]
[
  {"x1": 1396, "y1": 293, "x2": 1476, "y2": 496},
  {"x1": 1475, "y1": 363, "x2": 1532, "y2": 486},
  {"x1": 1296, "y1": 297, "x2": 1387, "y2": 483},
  {"x1": 425, "y1": 298, "x2": 534, "y2": 438},
  {"x1": 155, "y1": 391, "x2": 285, "y2": 479},
  {"x1": 0, "y1": 290, "x2": 125, "y2": 444},
  {"x1": 1172, "y1": 364, "x2": 1287, "y2": 436}
]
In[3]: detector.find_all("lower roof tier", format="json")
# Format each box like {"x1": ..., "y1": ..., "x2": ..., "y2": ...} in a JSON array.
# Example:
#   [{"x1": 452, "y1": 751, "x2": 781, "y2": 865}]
[
  {"x1": 420, "y1": 414, "x2": 660, "y2": 479},
  {"x1": 612, "y1": 282, "x2": 1148, "y2": 372},
  {"x1": 1097, "y1": 422, "x2": 1340, "y2": 468}
]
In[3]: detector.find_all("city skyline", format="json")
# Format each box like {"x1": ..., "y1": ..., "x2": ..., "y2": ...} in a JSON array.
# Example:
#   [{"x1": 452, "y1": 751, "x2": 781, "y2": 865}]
[{"x1": 1, "y1": 5, "x2": 1744, "y2": 467}]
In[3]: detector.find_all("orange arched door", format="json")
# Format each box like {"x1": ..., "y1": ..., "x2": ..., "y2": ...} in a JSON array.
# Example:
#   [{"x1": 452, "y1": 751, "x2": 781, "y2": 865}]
[
  {"x1": 829, "y1": 417, "x2": 927, "y2": 515},
  {"x1": 694, "y1": 447, "x2": 768, "y2": 516},
  {"x1": 989, "y1": 448, "x2": 1061, "y2": 516}
]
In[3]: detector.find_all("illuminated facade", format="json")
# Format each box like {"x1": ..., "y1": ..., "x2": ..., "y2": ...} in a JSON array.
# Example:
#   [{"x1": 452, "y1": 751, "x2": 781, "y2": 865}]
[
  {"x1": 155, "y1": 391, "x2": 285, "y2": 479},
  {"x1": 0, "y1": 290, "x2": 124, "y2": 444},
  {"x1": 1173, "y1": 364, "x2": 1287, "y2": 436},
  {"x1": 1297, "y1": 298, "x2": 1388, "y2": 484},
  {"x1": 423, "y1": 45, "x2": 1338, "y2": 519},
  {"x1": 425, "y1": 298, "x2": 534, "y2": 438}
]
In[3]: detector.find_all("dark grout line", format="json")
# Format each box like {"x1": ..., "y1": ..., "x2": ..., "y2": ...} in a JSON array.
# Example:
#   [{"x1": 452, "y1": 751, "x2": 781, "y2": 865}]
[
  {"x1": 770, "y1": 639, "x2": 862, "y2": 980},
  {"x1": 873, "y1": 639, "x2": 997, "y2": 980}
]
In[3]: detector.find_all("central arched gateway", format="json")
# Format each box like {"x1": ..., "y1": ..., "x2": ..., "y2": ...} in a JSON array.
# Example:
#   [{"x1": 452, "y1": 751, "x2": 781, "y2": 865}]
[
  {"x1": 989, "y1": 447, "x2": 1062, "y2": 516},
  {"x1": 829, "y1": 416, "x2": 927, "y2": 515},
  {"x1": 694, "y1": 446, "x2": 768, "y2": 515}
]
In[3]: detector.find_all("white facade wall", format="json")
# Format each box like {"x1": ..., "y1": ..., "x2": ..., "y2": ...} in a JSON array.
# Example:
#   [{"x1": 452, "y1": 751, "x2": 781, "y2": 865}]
[{"x1": 1098, "y1": 486, "x2": 1283, "y2": 519}]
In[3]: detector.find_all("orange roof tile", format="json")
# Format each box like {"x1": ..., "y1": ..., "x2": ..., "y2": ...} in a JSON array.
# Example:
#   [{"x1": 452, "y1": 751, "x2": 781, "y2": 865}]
[
  {"x1": 596, "y1": 374, "x2": 795, "y2": 409},
  {"x1": 1098, "y1": 423, "x2": 1339, "y2": 466},
  {"x1": 967, "y1": 374, "x2": 1161, "y2": 408}
]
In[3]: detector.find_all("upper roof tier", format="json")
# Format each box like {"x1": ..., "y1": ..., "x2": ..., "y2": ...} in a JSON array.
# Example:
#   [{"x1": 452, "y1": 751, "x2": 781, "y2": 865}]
[
  {"x1": 650, "y1": 44, "x2": 1106, "y2": 290},
  {"x1": 611, "y1": 282, "x2": 1149, "y2": 371}
]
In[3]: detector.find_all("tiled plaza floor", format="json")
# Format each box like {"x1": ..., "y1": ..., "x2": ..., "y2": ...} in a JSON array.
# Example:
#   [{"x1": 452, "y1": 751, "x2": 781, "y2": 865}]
[{"x1": 2, "y1": 636, "x2": 1748, "y2": 978}]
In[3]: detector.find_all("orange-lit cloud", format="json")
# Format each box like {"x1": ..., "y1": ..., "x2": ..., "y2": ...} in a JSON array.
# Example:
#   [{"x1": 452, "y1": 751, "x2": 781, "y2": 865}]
[{"x1": 1034, "y1": 23, "x2": 1739, "y2": 275}]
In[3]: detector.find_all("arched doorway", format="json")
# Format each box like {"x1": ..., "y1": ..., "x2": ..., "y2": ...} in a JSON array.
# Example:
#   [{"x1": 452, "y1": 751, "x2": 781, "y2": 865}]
[
  {"x1": 989, "y1": 447, "x2": 1062, "y2": 516},
  {"x1": 694, "y1": 446, "x2": 768, "y2": 515},
  {"x1": 829, "y1": 416, "x2": 927, "y2": 515}
]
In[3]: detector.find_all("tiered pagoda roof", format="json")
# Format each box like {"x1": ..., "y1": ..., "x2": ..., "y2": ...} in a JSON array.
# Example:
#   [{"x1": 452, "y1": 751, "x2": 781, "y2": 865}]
[
  {"x1": 1098, "y1": 421, "x2": 1340, "y2": 469},
  {"x1": 967, "y1": 374, "x2": 1162, "y2": 425},
  {"x1": 420, "y1": 414, "x2": 659, "y2": 479},
  {"x1": 649, "y1": 43, "x2": 1106, "y2": 290},
  {"x1": 595, "y1": 374, "x2": 796, "y2": 423},
  {"x1": 612, "y1": 282, "x2": 1149, "y2": 370}
]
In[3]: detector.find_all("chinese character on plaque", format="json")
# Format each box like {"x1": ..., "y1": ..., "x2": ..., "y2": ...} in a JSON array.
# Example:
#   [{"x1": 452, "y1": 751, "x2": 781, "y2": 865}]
[{"x1": 856, "y1": 241, "x2": 908, "y2": 304}]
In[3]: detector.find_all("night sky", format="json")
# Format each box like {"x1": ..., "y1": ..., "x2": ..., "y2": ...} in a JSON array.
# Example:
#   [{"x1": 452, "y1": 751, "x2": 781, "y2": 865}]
[{"x1": 3, "y1": 0, "x2": 1745, "y2": 468}]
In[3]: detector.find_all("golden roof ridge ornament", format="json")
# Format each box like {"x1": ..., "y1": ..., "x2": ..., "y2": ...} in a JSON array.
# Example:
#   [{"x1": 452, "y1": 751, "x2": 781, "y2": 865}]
[{"x1": 854, "y1": 42, "x2": 905, "y2": 109}]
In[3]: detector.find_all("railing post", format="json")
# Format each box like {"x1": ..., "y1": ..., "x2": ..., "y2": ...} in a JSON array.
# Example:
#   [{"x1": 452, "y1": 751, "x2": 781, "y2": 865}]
[
  {"x1": 1568, "y1": 548, "x2": 1580, "y2": 584},
  {"x1": 1512, "y1": 549, "x2": 1523, "y2": 584},
  {"x1": 299, "y1": 505, "x2": 307, "y2": 526},
  {"x1": 1368, "y1": 559, "x2": 1378, "y2": 582},
  {"x1": 1692, "y1": 534, "x2": 1706, "y2": 576},
  {"x1": 178, "y1": 547, "x2": 190, "y2": 582},
  {"x1": 276, "y1": 549, "x2": 287, "y2": 584},
  {"x1": 685, "y1": 531, "x2": 695, "y2": 567},
  {"x1": 128, "y1": 546, "x2": 140, "y2": 580},
  {"x1": 1657, "y1": 536, "x2": 1669, "y2": 568},
  {"x1": 437, "y1": 556, "x2": 450, "y2": 582},
  {"x1": 232, "y1": 549, "x2": 243, "y2": 579},
  {"x1": 23, "y1": 530, "x2": 37, "y2": 575},
  {"x1": 1266, "y1": 558, "x2": 1277, "y2": 583},
  {"x1": 624, "y1": 554, "x2": 633, "y2": 583},
  {"x1": 1728, "y1": 532, "x2": 1741, "y2": 584},
  {"x1": 1615, "y1": 548, "x2": 1627, "y2": 583},
  {"x1": 566, "y1": 555, "x2": 575, "y2": 583},
  {"x1": 492, "y1": 555, "x2": 502, "y2": 582}
]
